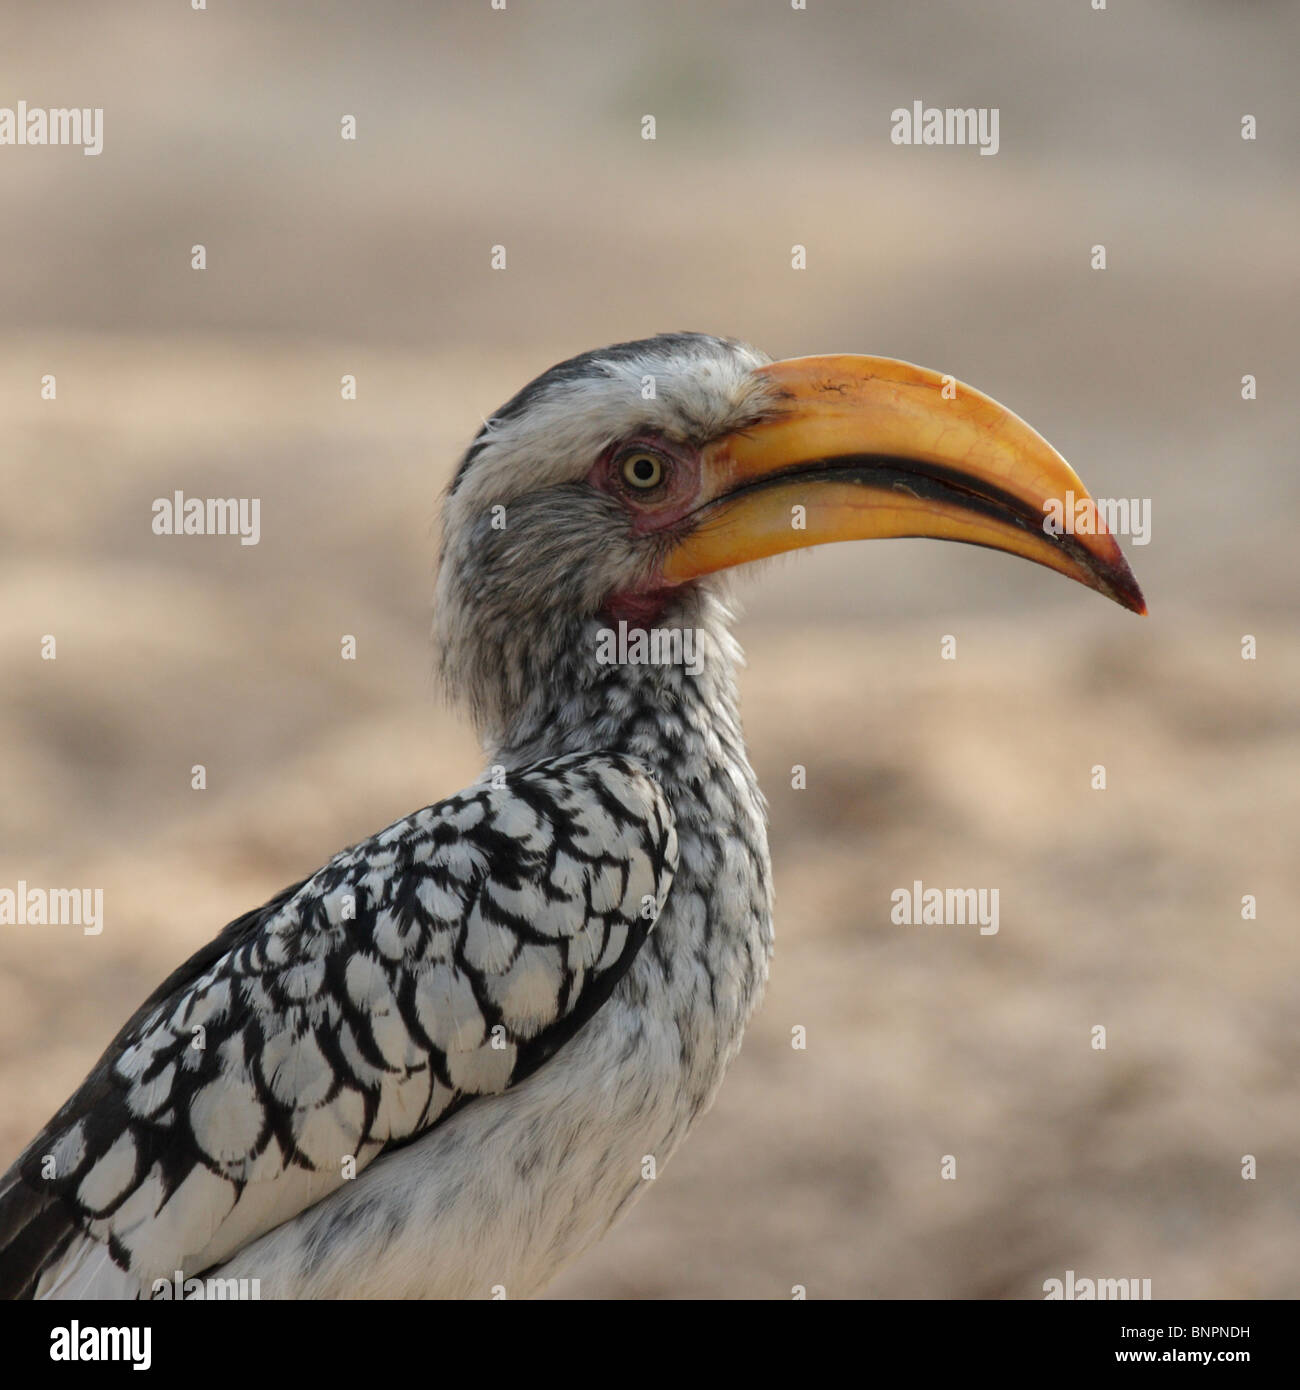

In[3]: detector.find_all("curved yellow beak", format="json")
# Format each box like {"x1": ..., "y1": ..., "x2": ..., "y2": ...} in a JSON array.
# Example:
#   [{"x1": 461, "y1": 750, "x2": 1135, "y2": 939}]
[{"x1": 661, "y1": 355, "x2": 1146, "y2": 615}]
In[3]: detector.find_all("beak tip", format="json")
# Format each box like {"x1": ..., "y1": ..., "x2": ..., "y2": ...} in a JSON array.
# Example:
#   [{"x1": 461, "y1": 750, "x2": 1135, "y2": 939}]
[
  {"x1": 1078, "y1": 527, "x2": 1146, "y2": 616},
  {"x1": 1097, "y1": 557, "x2": 1147, "y2": 616}
]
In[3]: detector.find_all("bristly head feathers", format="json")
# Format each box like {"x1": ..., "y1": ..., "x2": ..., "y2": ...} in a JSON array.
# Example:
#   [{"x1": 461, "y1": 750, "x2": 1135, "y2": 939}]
[
  {"x1": 434, "y1": 333, "x2": 774, "y2": 740},
  {"x1": 448, "y1": 334, "x2": 769, "y2": 502}
]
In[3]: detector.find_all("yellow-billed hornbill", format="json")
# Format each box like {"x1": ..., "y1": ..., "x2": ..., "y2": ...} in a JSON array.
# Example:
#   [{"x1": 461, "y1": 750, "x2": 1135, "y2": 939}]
[{"x1": 0, "y1": 334, "x2": 1144, "y2": 1299}]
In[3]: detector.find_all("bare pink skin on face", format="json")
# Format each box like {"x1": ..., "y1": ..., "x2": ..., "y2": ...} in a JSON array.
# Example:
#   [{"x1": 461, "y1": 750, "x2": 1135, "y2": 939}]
[{"x1": 587, "y1": 435, "x2": 705, "y2": 623}]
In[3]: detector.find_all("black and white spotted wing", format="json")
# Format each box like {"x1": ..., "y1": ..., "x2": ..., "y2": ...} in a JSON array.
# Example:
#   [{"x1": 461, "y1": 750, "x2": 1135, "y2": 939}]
[{"x1": 0, "y1": 752, "x2": 677, "y2": 1299}]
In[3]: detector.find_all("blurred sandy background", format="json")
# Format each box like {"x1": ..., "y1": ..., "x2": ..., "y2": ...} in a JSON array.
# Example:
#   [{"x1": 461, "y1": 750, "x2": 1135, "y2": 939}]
[{"x1": 2, "y1": 1, "x2": 1298, "y2": 1298}]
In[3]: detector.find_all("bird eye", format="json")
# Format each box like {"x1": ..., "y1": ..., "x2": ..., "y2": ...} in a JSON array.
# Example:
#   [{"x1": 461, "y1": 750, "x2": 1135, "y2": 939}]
[{"x1": 621, "y1": 451, "x2": 665, "y2": 490}]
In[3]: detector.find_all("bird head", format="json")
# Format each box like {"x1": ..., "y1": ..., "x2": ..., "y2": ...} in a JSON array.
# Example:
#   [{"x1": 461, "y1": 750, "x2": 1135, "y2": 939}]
[{"x1": 435, "y1": 332, "x2": 1145, "y2": 737}]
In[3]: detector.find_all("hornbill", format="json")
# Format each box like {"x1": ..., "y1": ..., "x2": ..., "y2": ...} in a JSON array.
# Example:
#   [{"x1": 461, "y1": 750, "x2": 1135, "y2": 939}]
[{"x1": 0, "y1": 333, "x2": 1144, "y2": 1298}]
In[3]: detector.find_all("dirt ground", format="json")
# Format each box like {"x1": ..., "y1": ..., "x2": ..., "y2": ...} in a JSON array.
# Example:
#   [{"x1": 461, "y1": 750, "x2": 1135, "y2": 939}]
[{"x1": 2, "y1": 1, "x2": 1297, "y2": 1297}]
